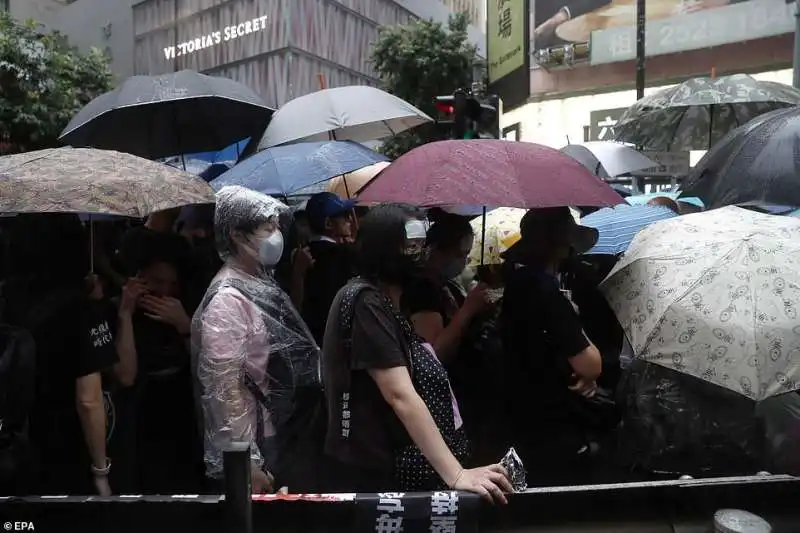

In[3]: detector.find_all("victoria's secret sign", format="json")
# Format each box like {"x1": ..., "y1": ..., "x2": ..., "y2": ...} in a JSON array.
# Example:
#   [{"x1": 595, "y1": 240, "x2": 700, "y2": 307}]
[{"x1": 163, "y1": 15, "x2": 268, "y2": 59}]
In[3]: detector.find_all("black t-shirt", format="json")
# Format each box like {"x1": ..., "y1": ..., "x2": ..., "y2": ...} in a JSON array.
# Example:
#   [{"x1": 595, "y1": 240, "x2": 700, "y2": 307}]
[
  {"x1": 26, "y1": 291, "x2": 118, "y2": 460},
  {"x1": 501, "y1": 266, "x2": 590, "y2": 422},
  {"x1": 131, "y1": 311, "x2": 189, "y2": 375},
  {"x1": 322, "y1": 286, "x2": 410, "y2": 478},
  {"x1": 302, "y1": 239, "x2": 356, "y2": 346}
]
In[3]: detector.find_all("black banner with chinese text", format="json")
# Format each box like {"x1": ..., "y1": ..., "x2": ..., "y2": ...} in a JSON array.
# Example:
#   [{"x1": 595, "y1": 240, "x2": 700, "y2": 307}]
[{"x1": 354, "y1": 491, "x2": 480, "y2": 533}]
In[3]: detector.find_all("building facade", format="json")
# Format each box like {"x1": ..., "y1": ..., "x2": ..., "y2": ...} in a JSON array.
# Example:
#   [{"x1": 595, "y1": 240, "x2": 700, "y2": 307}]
[
  {"x1": 131, "y1": 0, "x2": 486, "y2": 107},
  {"x1": 9, "y1": 0, "x2": 486, "y2": 108}
]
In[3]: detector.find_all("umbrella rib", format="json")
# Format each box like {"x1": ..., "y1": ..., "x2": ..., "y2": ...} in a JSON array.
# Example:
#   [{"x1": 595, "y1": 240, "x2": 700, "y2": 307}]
[{"x1": 633, "y1": 241, "x2": 745, "y2": 358}]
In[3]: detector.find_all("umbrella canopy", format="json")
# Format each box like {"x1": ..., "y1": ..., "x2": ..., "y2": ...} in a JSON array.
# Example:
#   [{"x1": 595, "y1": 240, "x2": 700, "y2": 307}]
[
  {"x1": 601, "y1": 206, "x2": 800, "y2": 401},
  {"x1": 581, "y1": 204, "x2": 677, "y2": 255},
  {"x1": 613, "y1": 74, "x2": 800, "y2": 151},
  {"x1": 0, "y1": 147, "x2": 215, "y2": 217},
  {"x1": 210, "y1": 140, "x2": 388, "y2": 197},
  {"x1": 357, "y1": 140, "x2": 623, "y2": 209},
  {"x1": 258, "y1": 86, "x2": 432, "y2": 149},
  {"x1": 327, "y1": 161, "x2": 391, "y2": 200},
  {"x1": 680, "y1": 106, "x2": 800, "y2": 208},
  {"x1": 467, "y1": 207, "x2": 526, "y2": 266},
  {"x1": 560, "y1": 142, "x2": 657, "y2": 178},
  {"x1": 59, "y1": 70, "x2": 274, "y2": 160}
]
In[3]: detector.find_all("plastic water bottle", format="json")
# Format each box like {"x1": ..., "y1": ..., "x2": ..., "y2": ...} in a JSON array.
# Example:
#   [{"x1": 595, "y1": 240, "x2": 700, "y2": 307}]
[{"x1": 713, "y1": 509, "x2": 772, "y2": 533}]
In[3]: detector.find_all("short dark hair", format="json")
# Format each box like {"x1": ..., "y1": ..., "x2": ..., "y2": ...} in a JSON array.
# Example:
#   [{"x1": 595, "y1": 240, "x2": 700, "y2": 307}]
[
  {"x1": 355, "y1": 204, "x2": 408, "y2": 283},
  {"x1": 425, "y1": 214, "x2": 473, "y2": 250},
  {"x1": 308, "y1": 210, "x2": 347, "y2": 235}
]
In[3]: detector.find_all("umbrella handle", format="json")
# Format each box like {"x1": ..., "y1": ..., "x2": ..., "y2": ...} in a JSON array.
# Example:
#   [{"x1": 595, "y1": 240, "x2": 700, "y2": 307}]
[
  {"x1": 342, "y1": 176, "x2": 360, "y2": 232},
  {"x1": 480, "y1": 206, "x2": 487, "y2": 265},
  {"x1": 89, "y1": 217, "x2": 94, "y2": 273}
]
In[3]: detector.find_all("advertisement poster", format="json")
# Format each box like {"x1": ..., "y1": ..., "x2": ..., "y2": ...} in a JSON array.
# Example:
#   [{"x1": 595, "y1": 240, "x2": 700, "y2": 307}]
[
  {"x1": 530, "y1": 0, "x2": 793, "y2": 64},
  {"x1": 487, "y1": 0, "x2": 531, "y2": 110}
]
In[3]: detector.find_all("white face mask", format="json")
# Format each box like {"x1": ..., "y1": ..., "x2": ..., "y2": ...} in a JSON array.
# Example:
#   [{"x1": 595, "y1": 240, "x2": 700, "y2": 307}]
[{"x1": 258, "y1": 230, "x2": 284, "y2": 267}]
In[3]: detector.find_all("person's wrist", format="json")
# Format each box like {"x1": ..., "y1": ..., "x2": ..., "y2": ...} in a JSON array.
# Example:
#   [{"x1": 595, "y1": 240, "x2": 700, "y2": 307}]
[{"x1": 447, "y1": 468, "x2": 465, "y2": 489}]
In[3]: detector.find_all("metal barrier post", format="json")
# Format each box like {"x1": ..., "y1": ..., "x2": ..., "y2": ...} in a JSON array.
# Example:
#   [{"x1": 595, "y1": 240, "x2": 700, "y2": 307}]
[{"x1": 223, "y1": 441, "x2": 253, "y2": 533}]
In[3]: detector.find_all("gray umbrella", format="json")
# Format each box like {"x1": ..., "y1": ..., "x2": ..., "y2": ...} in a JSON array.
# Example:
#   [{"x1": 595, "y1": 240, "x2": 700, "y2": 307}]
[
  {"x1": 613, "y1": 74, "x2": 800, "y2": 152},
  {"x1": 680, "y1": 106, "x2": 800, "y2": 208},
  {"x1": 59, "y1": 70, "x2": 275, "y2": 160},
  {"x1": 258, "y1": 86, "x2": 432, "y2": 149},
  {"x1": 560, "y1": 142, "x2": 657, "y2": 178}
]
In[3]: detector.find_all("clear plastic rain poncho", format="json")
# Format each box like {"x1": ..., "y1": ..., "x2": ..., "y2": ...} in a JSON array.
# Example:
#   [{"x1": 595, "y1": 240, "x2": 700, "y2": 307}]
[{"x1": 191, "y1": 185, "x2": 321, "y2": 481}]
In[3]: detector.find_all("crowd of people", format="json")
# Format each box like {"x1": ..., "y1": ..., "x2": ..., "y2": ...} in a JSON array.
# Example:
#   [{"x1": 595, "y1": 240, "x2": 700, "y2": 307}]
[{"x1": 0, "y1": 187, "x2": 795, "y2": 501}]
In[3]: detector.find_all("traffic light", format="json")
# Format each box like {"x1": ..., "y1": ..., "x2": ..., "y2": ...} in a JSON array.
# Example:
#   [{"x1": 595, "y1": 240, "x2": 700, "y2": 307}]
[
  {"x1": 434, "y1": 90, "x2": 468, "y2": 139},
  {"x1": 434, "y1": 91, "x2": 502, "y2": 140}
]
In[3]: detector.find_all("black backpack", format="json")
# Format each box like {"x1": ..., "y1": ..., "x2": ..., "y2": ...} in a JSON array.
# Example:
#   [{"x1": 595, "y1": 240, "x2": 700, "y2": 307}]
[{"x1": 0, "y1": 325, "x2": 36, "y2": 494}]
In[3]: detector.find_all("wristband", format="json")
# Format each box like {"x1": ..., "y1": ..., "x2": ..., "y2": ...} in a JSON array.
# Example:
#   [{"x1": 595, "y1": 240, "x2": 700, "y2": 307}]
[
  {"x1": 91, "y1": 458, "x2": 111, "y2": 476},
  {"x1": 449, "y1": 468, "x2": 465, "y2": 489}
]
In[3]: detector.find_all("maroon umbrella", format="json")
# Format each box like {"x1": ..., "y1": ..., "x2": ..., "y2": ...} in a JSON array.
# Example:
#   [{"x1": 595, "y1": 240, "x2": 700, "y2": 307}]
[{"x1": 358, "y1": 139, "x2": 624, "y2": 208}]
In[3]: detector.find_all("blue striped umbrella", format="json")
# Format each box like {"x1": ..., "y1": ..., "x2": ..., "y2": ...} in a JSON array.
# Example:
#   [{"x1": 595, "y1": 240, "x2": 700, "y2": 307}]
[{"x1": 581, "y1": 204, "x2": 678, "y2": 255}]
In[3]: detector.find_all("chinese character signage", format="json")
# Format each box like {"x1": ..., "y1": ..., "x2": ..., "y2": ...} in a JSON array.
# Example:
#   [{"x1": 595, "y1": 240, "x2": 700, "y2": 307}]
[
  {"x1": 588, "y1": 107, "x2": 627, "y2": 141},
  {"x1": 355, "y1": 492, "x2": 479, "y2": 533},
  {"x1": 531, "y1": 0, "x2": 793, "y2": 64},
  {"x1": 488, "y1": 0, "x2": 527, "y2": 84},
  {"x1": 591, "y1": 0, "x2": 793, "y2": 64},
  {"x1": 486, "y1": 0, "x2": 530, "y2": 111}
]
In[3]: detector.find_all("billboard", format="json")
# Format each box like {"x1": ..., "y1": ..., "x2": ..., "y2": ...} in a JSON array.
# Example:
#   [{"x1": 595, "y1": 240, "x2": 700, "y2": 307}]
[
  {"x1": 487, "y1": 0, "x2": 531, "y2": 110},
  {"x1": 531, "y1": 0, "x2": 794, "y2": 65}
]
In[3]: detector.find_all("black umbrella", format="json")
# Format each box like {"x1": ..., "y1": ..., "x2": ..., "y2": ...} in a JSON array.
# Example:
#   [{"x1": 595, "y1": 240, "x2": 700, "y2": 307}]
[
  {"x1": 59, "y1": 70, "x2": 274, "y2": 160},
  {"x1": 680, "y1": 106, "x2": 800, "y2": 209}
]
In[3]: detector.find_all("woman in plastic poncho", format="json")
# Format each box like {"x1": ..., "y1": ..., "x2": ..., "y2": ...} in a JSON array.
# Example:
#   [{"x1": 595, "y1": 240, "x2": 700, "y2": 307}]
[{"x1": 192, "y1": 186, "x2": 322, "y2": 493}]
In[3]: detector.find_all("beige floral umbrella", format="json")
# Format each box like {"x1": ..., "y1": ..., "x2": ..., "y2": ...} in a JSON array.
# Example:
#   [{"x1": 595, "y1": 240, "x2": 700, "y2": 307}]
[
  {"x1": 468, "y1": 207, "x2": 525, "y2": 266},
  {"x1": 0, "y1": 147, "x2": 215, "y2": 217}
]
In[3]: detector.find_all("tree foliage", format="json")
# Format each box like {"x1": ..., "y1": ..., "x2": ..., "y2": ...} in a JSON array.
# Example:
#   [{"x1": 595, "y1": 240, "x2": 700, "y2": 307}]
[
  {"x1": 370, "y1": 12, "x2": 477, "y2": 159},
  {"x1": 0, "y1": 12, "x2": 113, "y2": 155}
]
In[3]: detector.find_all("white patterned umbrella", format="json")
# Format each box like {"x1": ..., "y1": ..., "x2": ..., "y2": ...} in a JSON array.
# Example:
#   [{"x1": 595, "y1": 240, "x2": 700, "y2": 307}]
[{"x1": 601, "y1": 206, "x2": 800, "y2": 401}]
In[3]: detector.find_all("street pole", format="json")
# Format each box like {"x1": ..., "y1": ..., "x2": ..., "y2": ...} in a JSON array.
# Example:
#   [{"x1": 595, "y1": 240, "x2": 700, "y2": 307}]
[
  {"x1": 635, "y1": 0, "x2": 646, "y2": 99},
  {"x1": 453, "y1": 89, "x2": 468, "y2": 140},
  {"x1": 634, "y1": 0, "x2": 646, "y2": 193},
  {"x1": 794, "y1": 0, "x2": 800, "y2": 87},
  {"x1": 223, "y1": 442, "x2": 253, "y2": 533}
]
